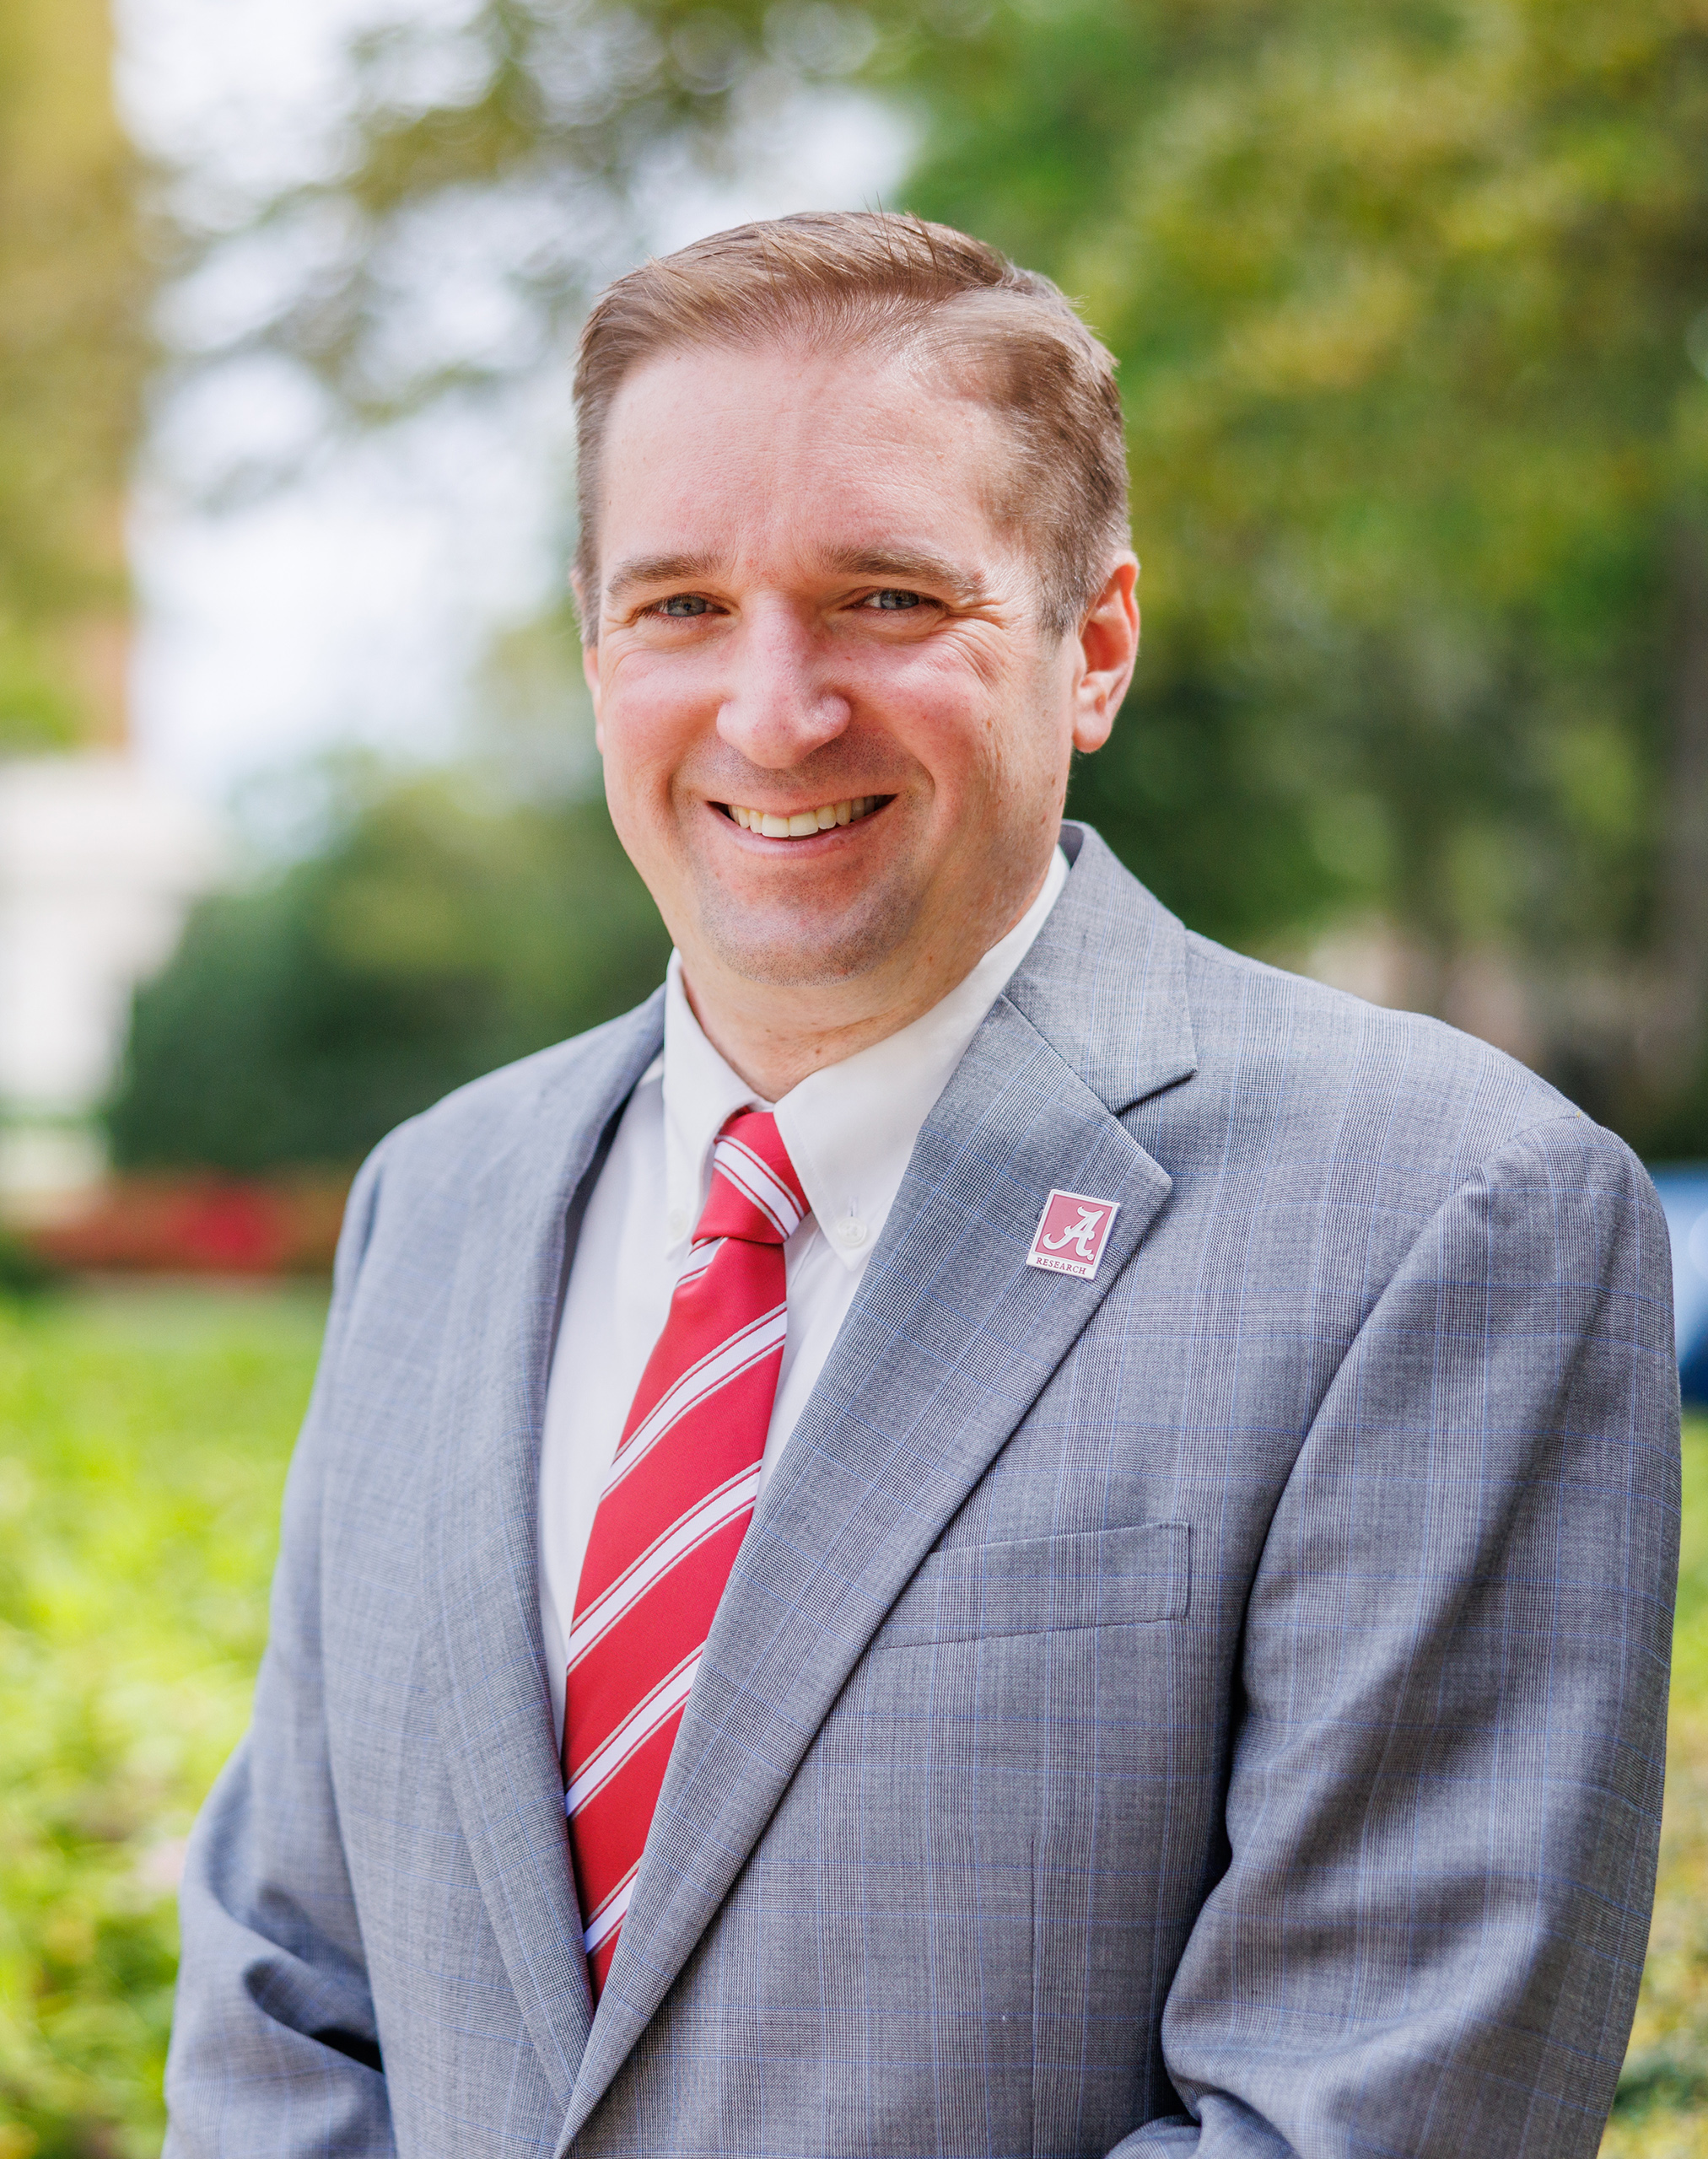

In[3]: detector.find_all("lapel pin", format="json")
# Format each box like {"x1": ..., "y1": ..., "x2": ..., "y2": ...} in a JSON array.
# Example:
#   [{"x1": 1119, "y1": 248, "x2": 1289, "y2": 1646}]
[{"x1": 1026, "y1": 1189, "x2": 1121, "y2": 1282}]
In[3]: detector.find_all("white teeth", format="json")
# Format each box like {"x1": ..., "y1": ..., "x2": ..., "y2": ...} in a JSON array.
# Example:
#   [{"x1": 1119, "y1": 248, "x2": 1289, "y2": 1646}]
[{"x1": 727, "y1": 796, "x2": 881, "y2": 839}]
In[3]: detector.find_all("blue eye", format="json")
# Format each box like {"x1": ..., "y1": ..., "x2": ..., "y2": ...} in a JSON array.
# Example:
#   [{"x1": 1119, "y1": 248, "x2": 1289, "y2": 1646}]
[
  {"x1": 870, "y1": 590, "x2": 923, "y2": 611},
  {"x1": 658, "y1": 595, "x2": 711, "y2": 616}
]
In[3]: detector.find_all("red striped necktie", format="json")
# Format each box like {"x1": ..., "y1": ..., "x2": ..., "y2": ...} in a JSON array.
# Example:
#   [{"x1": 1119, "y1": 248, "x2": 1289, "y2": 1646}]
[{"x1": 563, "y1": 1107, "x2": 808, "y2": 1996}]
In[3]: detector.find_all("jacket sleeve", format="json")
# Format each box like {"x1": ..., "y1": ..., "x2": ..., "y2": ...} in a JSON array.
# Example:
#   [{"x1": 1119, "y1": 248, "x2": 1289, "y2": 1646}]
[
  {"x1": 164, "y1": 1143, "x2": 396, "y2": 2158},
  {"x1": 1118, "y1": 1111, "x2": 1681, "y2": 2157}
]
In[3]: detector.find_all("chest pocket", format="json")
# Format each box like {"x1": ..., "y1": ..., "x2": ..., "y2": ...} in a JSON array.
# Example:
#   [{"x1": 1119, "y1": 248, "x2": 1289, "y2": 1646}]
[{"x1": 875, "y1": 1519, "x2": 1189, "y2": 1649}]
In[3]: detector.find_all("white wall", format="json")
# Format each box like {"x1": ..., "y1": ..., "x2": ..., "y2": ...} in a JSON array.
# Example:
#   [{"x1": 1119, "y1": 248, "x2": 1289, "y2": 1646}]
[{"x1": 0, "y1": 755, "x2": 226, "y2": 1197}]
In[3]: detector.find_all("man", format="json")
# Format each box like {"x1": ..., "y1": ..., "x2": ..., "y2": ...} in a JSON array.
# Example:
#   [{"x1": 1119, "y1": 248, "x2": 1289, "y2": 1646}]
[{"x1": 165, "y1": 213, "x2": 1679, "y2": 2158}]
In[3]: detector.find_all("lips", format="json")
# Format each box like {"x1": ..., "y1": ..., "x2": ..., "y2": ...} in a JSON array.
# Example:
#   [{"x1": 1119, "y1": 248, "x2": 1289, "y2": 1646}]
[{"x1": 724, "y1": 797, "x2": 884, "y2": 838}]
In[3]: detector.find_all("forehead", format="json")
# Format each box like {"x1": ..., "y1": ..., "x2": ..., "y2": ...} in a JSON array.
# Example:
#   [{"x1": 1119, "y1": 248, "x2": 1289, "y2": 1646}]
[{"x1": 593, "y1": 338, "x2": 1018, "y2": 581}]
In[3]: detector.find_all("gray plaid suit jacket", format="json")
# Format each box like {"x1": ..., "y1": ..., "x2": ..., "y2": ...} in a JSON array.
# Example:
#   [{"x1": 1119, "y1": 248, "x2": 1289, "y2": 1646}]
[{"x1": 165, "y1": 823, "x2": 1680, "y2": 2159}]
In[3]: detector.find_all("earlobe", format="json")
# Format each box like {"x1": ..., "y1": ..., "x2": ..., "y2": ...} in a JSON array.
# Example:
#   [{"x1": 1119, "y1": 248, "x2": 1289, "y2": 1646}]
[{"x1": 1072, "y1": 700, "x2": 1115, "y2": 755}]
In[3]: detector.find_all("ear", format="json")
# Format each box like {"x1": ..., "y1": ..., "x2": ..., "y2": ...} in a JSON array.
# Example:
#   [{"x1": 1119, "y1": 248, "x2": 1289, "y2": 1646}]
[{"x1": 1070, "y1": 555, "x2": 1140, "y2": 755}]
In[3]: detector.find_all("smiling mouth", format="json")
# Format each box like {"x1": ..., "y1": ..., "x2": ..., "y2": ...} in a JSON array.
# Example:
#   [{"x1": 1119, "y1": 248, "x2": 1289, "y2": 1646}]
[{"x1": 721, "y1": 796, "x2": 888, "y2": 838}]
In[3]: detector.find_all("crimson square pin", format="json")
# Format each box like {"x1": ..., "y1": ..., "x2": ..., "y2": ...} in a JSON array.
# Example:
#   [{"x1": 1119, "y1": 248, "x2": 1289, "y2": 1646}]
[{"x1": 1026, "y1": 1190, "x2": 1121, "y2": 1281}]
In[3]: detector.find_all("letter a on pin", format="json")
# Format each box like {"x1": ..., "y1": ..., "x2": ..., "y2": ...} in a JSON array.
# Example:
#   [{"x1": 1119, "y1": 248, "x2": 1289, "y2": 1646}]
[{"x1": 1026, "y1": 1189, "x2": 1121, "y2": 1281}]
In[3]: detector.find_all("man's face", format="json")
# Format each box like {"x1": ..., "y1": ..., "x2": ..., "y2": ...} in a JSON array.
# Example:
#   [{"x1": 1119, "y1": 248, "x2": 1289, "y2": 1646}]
[{"x1": 582, "y1": 337, "x2": 1129, "y2": 1004}]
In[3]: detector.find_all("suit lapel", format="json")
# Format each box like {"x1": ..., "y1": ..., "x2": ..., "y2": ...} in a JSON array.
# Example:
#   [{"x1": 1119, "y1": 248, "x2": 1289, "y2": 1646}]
[
  {"x1": 1003, "y1": 821, "x2": 1199, "y2": 1120},
  {"x1": 419, "y1": 995, "x2": 663, "y2": 2110},
  {"x1": 560, "y1": 832, "x2": 1198, "y2": 2140}
]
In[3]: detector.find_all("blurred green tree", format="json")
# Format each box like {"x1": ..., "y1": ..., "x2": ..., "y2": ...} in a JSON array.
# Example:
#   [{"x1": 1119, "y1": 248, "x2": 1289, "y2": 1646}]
[
  {"x1": 901, "y1": 0, "x2": 1708, "y2": 1145},
  {"x1": 164, "y1": 0, "x2": 1708, "y2": 1149},
  {"x1": 107, "y1": 773, "x2": 671, "y2": 1172},
  {"x1": 0, "y1": 0, "x2": 150, "y2": 752}
]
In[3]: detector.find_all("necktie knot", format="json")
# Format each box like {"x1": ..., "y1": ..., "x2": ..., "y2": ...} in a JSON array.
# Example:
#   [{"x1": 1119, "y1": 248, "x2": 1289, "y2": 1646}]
[{"x1": 696, "y1": 1109, "x2": 808, "y2": 1247}]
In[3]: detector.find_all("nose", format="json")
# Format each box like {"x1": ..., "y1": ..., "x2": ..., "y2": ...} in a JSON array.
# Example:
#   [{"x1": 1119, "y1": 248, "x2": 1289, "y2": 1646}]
[{"x1": 714, "y1": 605, "x2": 851, "y2": 769}]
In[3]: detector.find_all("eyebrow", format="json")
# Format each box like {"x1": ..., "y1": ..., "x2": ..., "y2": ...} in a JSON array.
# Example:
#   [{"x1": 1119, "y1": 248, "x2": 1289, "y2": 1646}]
[
  {"x1": 821, "y1": 547, "x2": 990, "y2": 607},
  {"x1": 601, "y1": 544, "x2": 991, "y2": 611},
  {"x1": 603, "y1": 552, "x2": 733, "y2": 606}
]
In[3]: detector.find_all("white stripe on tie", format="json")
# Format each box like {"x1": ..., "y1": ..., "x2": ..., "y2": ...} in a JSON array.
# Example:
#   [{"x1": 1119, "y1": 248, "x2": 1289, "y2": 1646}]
[
  {"x1": 566, "y1": 1464, "x2": 763, "y2": 1671},
  {"x1": 674, "y1": 1237, "x2": 723, "y2": 1289},
  {"x1": 565, "y1": 1646, "x2": 703, "y2": 1813},
  {"x1": 601, "y1": 1304, "x2": 786, "y2": 1498},
  {"x1": 713, "y1": 1136, "x2": 804, "y2": 1238},
  {"x1": 583, "y1": 1863, "x2": 637, "y2": 1954}
]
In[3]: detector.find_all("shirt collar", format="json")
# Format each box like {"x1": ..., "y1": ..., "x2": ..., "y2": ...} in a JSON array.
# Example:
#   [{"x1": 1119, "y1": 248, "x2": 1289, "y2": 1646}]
[{"x1": 661, "y1": 846, "x2": 1069, "y2": 1271}]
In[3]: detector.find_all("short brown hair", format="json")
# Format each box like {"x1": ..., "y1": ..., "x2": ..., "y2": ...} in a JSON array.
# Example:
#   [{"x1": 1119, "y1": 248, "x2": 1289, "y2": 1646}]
[{"x1": 573, "y1": 211, "x2": 1128, "y2": 638}]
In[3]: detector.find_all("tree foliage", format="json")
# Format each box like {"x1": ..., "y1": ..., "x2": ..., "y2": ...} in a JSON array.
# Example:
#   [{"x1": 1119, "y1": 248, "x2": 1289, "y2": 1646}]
[
  {"x1": 180, "y1": 0, "x2": 849, "y2": 428},
  {"x1": 108, "y1": 774, "x2": 671, "y2": 1172},
  {"x1": 0, "y1": 0, "x2": 151, "y2": 751},
  {"x1": 163, "y1": 0, "x2": 1708, "y2": 1149},
  {"x1": 903, "y1": 0, "x2": 1708, "y2": 1142}
]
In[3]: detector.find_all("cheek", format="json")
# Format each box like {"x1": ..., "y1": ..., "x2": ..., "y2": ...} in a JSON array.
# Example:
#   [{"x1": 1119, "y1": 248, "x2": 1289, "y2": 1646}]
[
  {"x1": 598, "y1": 655, "x2": 709, "y2": 794},
  {"x1": 860, "y1": 645, "x2": 1010, "y2": 771},
  {"x1": 881, "y1": 652, "x2": 1044, "y2": 806}
]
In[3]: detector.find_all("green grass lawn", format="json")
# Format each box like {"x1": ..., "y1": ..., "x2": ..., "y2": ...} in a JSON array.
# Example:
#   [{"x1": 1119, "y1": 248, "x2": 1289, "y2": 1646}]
[
  {"x1": 0, "y1": 1286, "x2": 326, "y2": 2159},
  {"x1": 0, "y1": 1283, "x2": 1702, "y2": 2156}
]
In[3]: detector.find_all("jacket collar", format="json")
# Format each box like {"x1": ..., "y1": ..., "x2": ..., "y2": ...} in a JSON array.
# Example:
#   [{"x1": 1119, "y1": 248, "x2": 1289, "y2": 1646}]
[{"x1": 1004, "y1": 821, "x2": 1199, "y2": 1116}]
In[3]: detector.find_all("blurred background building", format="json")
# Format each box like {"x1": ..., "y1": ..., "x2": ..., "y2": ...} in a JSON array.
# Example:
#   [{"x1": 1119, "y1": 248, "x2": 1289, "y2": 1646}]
[
  {"x1": 0, "y1": 758, "x2": 223, "y2": 1207},
  {"x1": 0, "y1": 0, "x2": 1705, "y2": 1365},
  {"x1": 0, "y1": 0, "x2": 225, "y2": 1216}
]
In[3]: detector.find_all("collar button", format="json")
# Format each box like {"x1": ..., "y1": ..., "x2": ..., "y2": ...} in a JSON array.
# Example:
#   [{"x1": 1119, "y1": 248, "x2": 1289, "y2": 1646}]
[{"x1": 833, "y1": 1218, "x2": 869, "y2": 1249}]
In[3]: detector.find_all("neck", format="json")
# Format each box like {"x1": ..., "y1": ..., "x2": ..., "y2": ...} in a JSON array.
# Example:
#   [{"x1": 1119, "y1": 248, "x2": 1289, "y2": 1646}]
[{"x1": 679, "y1": 863, "x2": 1053, "y2": 1101}]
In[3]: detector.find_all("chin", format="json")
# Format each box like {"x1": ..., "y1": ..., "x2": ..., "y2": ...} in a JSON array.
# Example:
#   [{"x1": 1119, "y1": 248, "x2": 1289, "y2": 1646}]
[{"x1": 698, "y1": 884, "x2": 919, "y2": 990}]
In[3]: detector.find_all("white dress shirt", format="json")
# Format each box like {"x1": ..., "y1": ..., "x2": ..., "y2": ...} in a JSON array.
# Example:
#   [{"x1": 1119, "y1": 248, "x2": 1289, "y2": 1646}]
[{"x1": 537, "y1": 847, "x2": 1068, "y2": 1744}]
